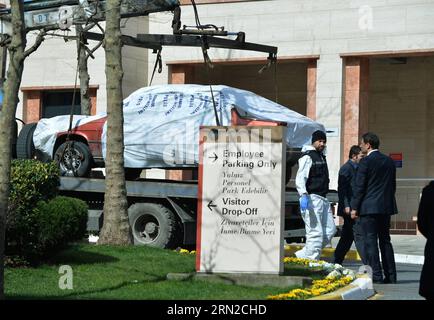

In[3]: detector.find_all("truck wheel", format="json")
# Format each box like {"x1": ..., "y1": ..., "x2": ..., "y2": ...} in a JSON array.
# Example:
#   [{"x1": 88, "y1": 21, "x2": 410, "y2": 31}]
[
  {"x1": 128, "y1": 203, "x2": 181, "y2": 249},
  {"x1": 54, "y1": 141, "x2": 92, "y2": 177},
  {"x1": 16, "y1": 123, "x2": 37, "y2": 159}
]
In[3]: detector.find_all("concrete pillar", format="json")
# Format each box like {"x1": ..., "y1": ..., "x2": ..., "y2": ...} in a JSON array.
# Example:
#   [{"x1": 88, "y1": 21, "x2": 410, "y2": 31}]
[
  {"x1": 169, "y1": 65, "x2": 194, "y2": 84},
  {"x1": 315, "y1": 55, "x2": 344, "y2": 189},
  {"x1": 90, "y1": 88, "x2": 98, "y2": 116},
  {"x1": 306, "y1": 59, "x2": 317, "y2": 120},
  {"x1": 24, "y1": 91, "x2": 42, "y2": 123},
  {"x1": 167, "y1": 64, "x2": 194, "y2": 181},
  {"x1": 342, "y1": 57, "x2": 370, "y2": 164}
]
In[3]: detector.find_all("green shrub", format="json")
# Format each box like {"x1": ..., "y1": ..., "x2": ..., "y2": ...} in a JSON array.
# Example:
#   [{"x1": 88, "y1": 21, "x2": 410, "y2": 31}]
[
  {"x1": 35, "y1": 196, "x2": 89, "y2": 255},
  {"x1": 9, "y1": 159, "x2": 60, "y2": 207},
  {"x1": 6, "y1": 160, "x2": 60, "y2": 259},
  {"x1": 6, "y1": 160, "x2": 87, "y2": 263},
  {"x1": 6, "y1": 196, "x2": 89, "y2": 263}
]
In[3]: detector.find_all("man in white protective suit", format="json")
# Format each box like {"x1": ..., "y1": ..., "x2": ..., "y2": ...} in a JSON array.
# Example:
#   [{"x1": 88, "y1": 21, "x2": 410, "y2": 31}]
[{"x1": 294, "y1": 130, "x2": 336, "y2": 260}]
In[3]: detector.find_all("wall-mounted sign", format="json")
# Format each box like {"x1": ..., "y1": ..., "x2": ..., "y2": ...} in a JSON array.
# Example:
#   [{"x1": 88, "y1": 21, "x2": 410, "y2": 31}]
[
  {"x1": 389, "y1": 153, "x2": 403, "y2": 168},
  {"x1": 196, "y1": 126, "x2": 286, "y2": 274}
]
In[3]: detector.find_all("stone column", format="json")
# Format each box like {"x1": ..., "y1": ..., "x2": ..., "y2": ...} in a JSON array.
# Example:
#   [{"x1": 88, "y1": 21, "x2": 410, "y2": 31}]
[
  {"x1": 315, "y1": 55, "x2": 344, "y2": 189},
  {"x1": 169, "y1": 65, "x2": 194, "y2": 84},
  {"x1": 306, "y1": 59, "x2": 317, "y2": 120},
  {"x1": 342, "y1": 57, "x2": 370, "y2": 164},
  {"x1": 167, "y1": 64, "x2": 194, "y2": 180},
  {"x1": 24, "y1": 90, "x2": 42, "y2": 123},
  {"x1": 90, "y1": 88, "x2": 98, "y2": 115}
]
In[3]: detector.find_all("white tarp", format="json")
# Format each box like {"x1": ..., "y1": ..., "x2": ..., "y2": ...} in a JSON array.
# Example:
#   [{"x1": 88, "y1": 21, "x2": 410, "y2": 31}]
[
  {"x1": 33, "y1": 84, "x2": 325, "y2": 168},
  {"x1": 33, "y1": 114, "x2": 106, "y2": 158}
]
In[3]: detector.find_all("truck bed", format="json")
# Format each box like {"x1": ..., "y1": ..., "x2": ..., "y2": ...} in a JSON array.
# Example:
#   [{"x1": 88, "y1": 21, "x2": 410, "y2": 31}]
[{"x1": 58, "y1": 176, "x2": 338, "y2": 203}]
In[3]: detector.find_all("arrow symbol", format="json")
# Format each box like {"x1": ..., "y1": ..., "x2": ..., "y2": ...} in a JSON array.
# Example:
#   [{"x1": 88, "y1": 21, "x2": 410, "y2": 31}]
[
  {"x1": 208, "y1": 152, "x2": 218, "y2": 162},
  {"x1": 207, "y1": 201, "x2": 217, "y2": 212}
]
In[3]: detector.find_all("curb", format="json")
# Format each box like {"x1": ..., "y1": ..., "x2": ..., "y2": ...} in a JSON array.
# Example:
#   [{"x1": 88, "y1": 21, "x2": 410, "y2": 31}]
[
  {"x1": 167, "y1": 272, "x2": 313, "y2": 288},
  {"x1": 284, "y1": 245, "x2": 424, "y2": 265},
  {"x1": 310, "y1": 274, "x2": 376, "y2": 300},
  {"x1": 394, "y1": 253, "x2": 424, "y2": 265}
]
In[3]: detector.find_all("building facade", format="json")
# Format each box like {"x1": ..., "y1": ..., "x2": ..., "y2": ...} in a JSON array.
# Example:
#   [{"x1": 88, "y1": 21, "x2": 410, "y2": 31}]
[
  {"x1": 8, "y1": 0, "x2": 434, "y2": 234},
  {"x1": 146, "y1": 0, "x2": 434, "y2": 234}
]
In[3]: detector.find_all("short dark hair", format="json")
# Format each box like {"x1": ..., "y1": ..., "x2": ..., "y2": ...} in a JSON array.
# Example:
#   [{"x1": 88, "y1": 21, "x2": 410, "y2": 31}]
[
  {"x1": 349, "y1": 145, "x2": 362, "y2": 159},
  {"x1": 362, "y1": 132, "x2": 380, "y2": 149}
]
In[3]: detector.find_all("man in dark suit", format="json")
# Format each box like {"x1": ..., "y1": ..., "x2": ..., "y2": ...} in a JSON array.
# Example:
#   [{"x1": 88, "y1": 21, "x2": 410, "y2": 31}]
[
  {"x1": 417, "y1": 181, "x2": 434, "y2": 300},
  {"x1": 334, "y1": 145, "x2": 366, "y2": 265},
  {"x1": 350, "y1": 132, "x2": 398, "y2": 284}
]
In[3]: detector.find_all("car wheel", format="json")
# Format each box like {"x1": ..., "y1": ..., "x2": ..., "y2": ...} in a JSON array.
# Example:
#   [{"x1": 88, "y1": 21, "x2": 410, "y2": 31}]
[
  {"x1": 54, "y1": 141, "x2": 92, "y2": 177},
  {"x1": 128, "y1": 203, "x2": 182, "y2": 249},
  {"x1": 16, "y1": 123, "x2": 37, "y2": 159}
]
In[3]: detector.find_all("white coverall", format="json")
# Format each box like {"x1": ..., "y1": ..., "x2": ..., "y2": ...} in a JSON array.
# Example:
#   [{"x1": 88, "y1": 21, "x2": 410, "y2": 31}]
[{"x1": 295, "y1": 145, "x2": 336, "y2": 260}]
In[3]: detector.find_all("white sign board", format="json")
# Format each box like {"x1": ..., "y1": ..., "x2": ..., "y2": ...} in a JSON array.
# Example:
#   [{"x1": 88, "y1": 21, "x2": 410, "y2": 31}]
[{"x1": 196, "y1": 126, "x2": 286, "y2": 274}]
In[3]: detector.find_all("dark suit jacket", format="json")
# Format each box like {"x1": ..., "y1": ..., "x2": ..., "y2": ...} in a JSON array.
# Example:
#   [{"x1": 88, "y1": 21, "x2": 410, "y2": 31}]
[
  {"x1": 417, "y1": 181, "x2": 434, "y2": 298},
  {"x1": 337, "y1": 160, "x2": 357, "y2": 216},
  {"x1": 350, "y1": 150, "x2": 398, "y2": 215}
]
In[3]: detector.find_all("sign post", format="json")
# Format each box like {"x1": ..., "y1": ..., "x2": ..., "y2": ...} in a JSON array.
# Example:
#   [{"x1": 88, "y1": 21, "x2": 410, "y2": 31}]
[{"x1": 196, "y1": 126, "x2": 286, "y2": 274}]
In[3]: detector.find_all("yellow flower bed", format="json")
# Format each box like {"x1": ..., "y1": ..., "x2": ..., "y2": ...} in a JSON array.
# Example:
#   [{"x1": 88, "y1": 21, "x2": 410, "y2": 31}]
[
  {"x1": 283, "y1": 257, "x2": 326, "y2": 266},
  {"x1": 267, "y1": 258, "x2": 354, "y2": 300},
  {"x1": 267, "y1": 276, "x2": 354, "y2": 300},
  {"x1": 175, "y1": 248, "x2": 196, "y2": 255},
  {"x1": 175, "y1": 249, "x2": 355, "y2": 300}
]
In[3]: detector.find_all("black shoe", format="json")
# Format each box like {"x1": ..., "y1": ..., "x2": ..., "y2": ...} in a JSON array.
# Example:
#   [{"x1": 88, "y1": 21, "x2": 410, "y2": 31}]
[{"x1": 383, "y1": 278, "x2": 397, "y2": 284}]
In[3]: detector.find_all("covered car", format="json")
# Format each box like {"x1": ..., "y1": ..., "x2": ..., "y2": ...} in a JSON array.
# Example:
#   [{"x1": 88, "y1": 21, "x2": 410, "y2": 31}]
[{"x1": 18, "y1": 84, "x2": 325, "y2": 179}]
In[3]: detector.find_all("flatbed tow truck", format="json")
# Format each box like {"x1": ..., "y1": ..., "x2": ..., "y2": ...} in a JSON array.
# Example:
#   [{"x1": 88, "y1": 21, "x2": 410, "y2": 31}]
[
  {"x1": 1, "y1": 1, "x2": 339, "y2": 248},
  {"x1": 58, "y1": 175, "x2": 338, "y2": 248}
]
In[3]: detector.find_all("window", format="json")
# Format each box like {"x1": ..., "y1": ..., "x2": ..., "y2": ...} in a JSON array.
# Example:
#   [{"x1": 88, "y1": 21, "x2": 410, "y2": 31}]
[{"x1": 42, "y1": 91, "x2": 81, "y2": 118}]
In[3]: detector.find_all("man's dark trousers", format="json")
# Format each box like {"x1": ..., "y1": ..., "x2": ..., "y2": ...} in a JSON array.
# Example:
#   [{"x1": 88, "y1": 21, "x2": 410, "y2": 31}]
[
  {"x1": 360, "y1": 214, "x2": 397, "y2": 282},
  {"x1": 334, "y1": 214, "x2": 367, "y2": 265}
]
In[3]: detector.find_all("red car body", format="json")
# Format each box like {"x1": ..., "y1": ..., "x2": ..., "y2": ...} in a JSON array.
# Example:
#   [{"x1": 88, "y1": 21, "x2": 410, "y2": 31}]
[{"x1": 52, "y1": 108, "x2": 286, "y2": 169}]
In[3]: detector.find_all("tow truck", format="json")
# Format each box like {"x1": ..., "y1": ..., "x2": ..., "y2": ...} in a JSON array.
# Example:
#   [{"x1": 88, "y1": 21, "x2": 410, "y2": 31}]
[
  {"x1": 1, "y1": 0, "x2": 339, "y2": 248},
  {"x1": 58, "y1": 175, "x2": 338, "y2": 248}
]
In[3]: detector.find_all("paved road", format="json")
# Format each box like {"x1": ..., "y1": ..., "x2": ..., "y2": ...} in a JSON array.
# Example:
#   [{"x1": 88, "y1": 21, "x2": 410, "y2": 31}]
[
  {"x1": 343, "y1": 262, "x2": 424, "y2": 300},
  {"x1": 331, "y1": 235, "x2": 426, "y2": 257},
  {"x1": 290, "y1": 234, "x2": 427, "y2": 299}
]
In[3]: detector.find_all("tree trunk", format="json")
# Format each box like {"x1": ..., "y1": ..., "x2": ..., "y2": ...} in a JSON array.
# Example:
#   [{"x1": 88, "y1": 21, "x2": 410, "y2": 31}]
[
  {"x1": 0, "y1": 1, "x2": 26, "y2": 300},
  {"x1": 98, "y1": 0, "x2": 132, "y2": 245},
  {"x1": 76, "y1": 25, "x2": 91, "y2": 116}
]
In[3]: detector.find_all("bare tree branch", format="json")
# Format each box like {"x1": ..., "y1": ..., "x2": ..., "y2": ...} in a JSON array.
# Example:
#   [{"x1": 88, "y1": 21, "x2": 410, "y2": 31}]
[
  {"x1": 23, "y1": 26, "x2": 56, "y2": 58},
  {"x1": 83, "y1": 22, "x2": 98, "y2": 33},
  {"x1": 86, "y1": 39, "x2": 103, "y2": 60},
  {"x1": 79, "y1": 22, "x2": 104, "y2": 60},
  {"x1": 23, "y1": 31, "x2": 46, "y2": 57},
  {"x1": 95, "y1": 22, "x2": 105, "y2": 34},
  {"x1": 0, "y1": 35, "x2": 11, "y2": 47}
]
